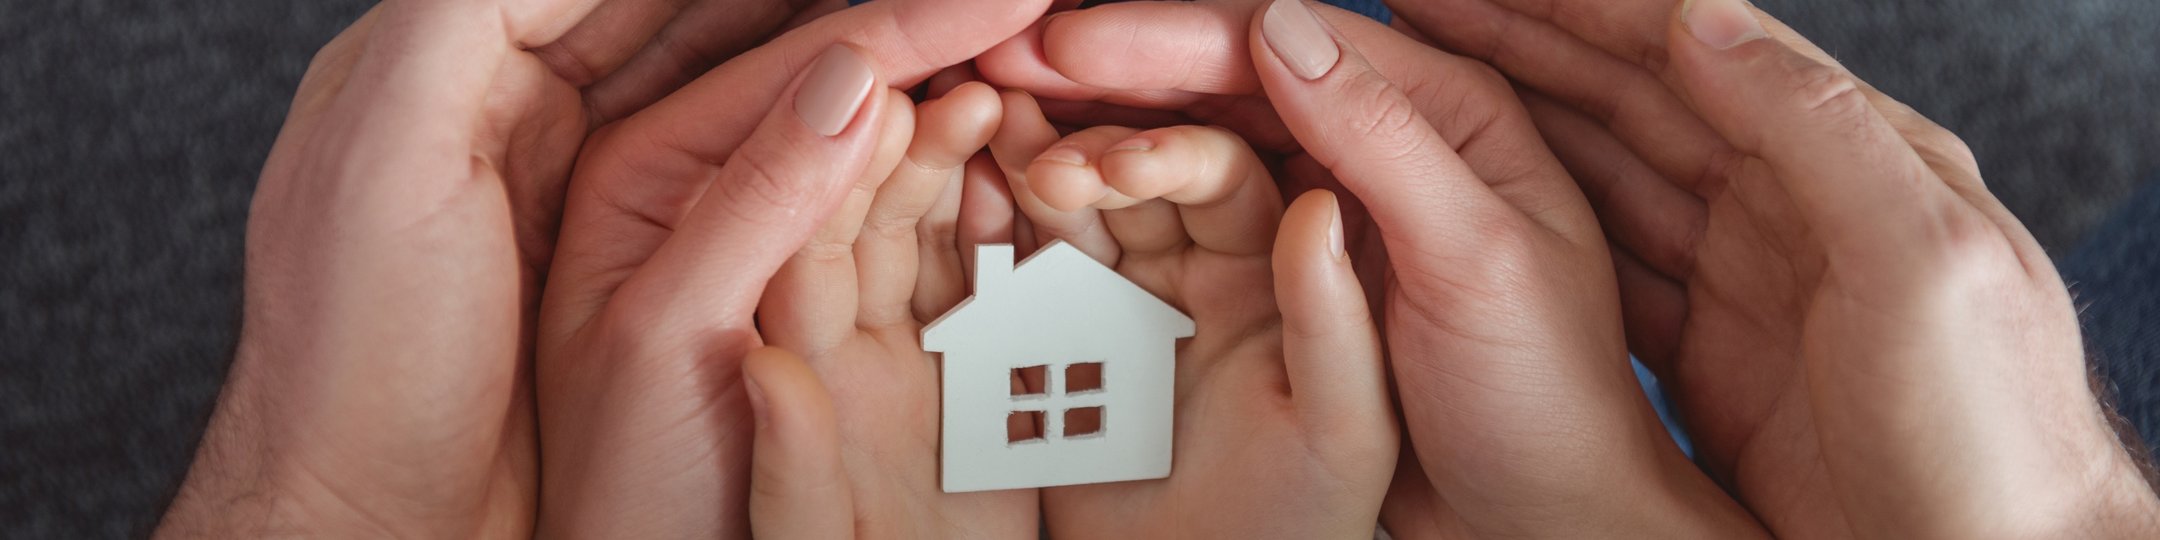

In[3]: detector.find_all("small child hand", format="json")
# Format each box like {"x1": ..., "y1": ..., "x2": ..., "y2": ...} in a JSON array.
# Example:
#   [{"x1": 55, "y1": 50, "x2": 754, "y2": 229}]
[
  {"x1": 751, "y1": 80, "x2": 1039, "y2": 538},
  {"x1": 983, "y1": 91, "x2": 1399, "y2": 538}
]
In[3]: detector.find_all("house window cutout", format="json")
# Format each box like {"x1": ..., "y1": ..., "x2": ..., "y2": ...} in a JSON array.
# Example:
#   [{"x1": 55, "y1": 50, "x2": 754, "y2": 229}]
[
  {"x1": 1063, "y1": 406, "x2": 1104, "y2": 438},
  {"x1": 1065, "y1": 362, "x2": 1104, "y2": 394},
  {"x1": 1008, "y1": 410, "x2": 1044, "y2": 444},
  {"x1": 1011, "y1": 365, "x2": 1047, "y2": 399}
]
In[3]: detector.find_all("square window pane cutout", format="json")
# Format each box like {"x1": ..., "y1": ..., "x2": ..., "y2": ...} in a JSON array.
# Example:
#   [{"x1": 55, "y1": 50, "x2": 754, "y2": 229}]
[
  {"x1": 1009, "y1": 410, "x2": 1044, "y2": 443},
  {"x1": 1066, "y1": 362, "x2": 1104, "y2": 393},
  {"x1": 1064, "y1": 406, "x2": 1104, "y2": 438},
  {"x1": 1012, "y1": 365, "x2": 1047, "y2": 398}
]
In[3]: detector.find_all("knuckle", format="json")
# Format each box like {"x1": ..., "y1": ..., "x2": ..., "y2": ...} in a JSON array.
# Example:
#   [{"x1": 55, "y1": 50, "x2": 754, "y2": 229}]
[
  {"x1": 1335, "y1": 71, "x2": 1425, "y2": 144},
  {"x1": 1788, "y1": 64, "x2": 1872, "y2": 124},
  {"x1": 718, "y1": 150, "x2": 823, "y2": 226},
  {"x1": 1913, "y1": 125, "x2": 1981, "y2": 172}
]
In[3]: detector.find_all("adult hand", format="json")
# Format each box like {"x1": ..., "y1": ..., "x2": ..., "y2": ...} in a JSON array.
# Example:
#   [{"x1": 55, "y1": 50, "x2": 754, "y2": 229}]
[
  {"x1": 157, "y1": 0, "x2": 819, "y2": 535},
  {"x1": 981, "y1": 0, "x2": 1755, "y2": 536},
  {"x1": 531, "y1": 0, "x2": 1050, "y2": 536},
  {"x1": 987, "y1": 93, "x2": 1397, "y2": 538},
  {"x1": 1392, "y1": 0, "x2": 2160, "y2": 536}
]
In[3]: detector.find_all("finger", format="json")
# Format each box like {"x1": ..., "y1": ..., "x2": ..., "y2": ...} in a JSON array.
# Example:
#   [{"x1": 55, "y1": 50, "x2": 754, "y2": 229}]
[
  {"x1": 1523, "y1": 93, "x2": 1704, "y2": 279},
  {"x1": 859, "y1": 82, "x2": 1002, "y2": 330},
  {"x1": 1665, "y1": 0, "x2": 1956, "y2": 252},
  {"x1": 577, "y1": 0, "x2": 803, "y2": 122},
  {"x1": 1248, "y1": 0, "x2": 1527, "y2": 262},
  {"x1": 1274, "y1": 191, "x2": 1390, "y2": 439},
  {"x1": 760, "y1": 87, "x2": 915, "y2": 354},
  {"x1": 1099, "y1": 125, "x2": 1285, "y2": 256},
  {"x1": 1100, "y1": 199, "x2": 1188, "y2": 257},
  {"x1": 954, "y1": 152, "x2": 1017, "y2": 292},
  {"x1": 1028, "y1": 126, "x2": 1148, "y2": 211},
  {"x1": 550, "y1": 0, "x2": 1054, "y2": 337},
  {"x1": 987, "y1": 90, "x2": 1121, "y2": 263},
  {"x1": 528, "y1": 0, "x2": 696, "y2": 86},
  {"x1": 910, "y1": 158, "x2": 967, "y2": 323},
  {"x1": 926, "y1": 63, "x2": 979, "y2": 99},
  {"x1": 1395, "y1": 0, "x2": 1735, "y2": 196},
  {"x1": 617, "y1": 43, "x2": 882, "y2": 345},
  {"x1": 611, "y1": 0, "x2": 1051, "y2": 190},
  {"x1": 744, "y1": 347, "x2": 856, "y2": 540},
  {"x1": 972, "y1": 18, "x2": 1220, "y2": 108},
  {"x1": 1041, "y1": 1, "x2": 1261, "y2": 95},
  {"x1": 1610, "y1": 244, "x2": 1687, "y2": 374}
]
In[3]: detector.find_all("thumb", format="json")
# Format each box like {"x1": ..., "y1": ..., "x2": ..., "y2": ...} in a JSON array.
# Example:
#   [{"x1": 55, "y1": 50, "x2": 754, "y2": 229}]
[
  {"x1": 745, "y1": 346, "x2": 855, "y2": 540},
  {"x1": 1273, "y1": 191, "x2": 1390, "y2": 440},
  {"x1": 1246, "y1": 0, "x2": 1523, "y2": 263},
  {"x1": 617, "y1": 43, "x2": 884, "y2": 337},
  {"x1": 1667, "y1": 0, "x2": 1957, "y2": 253}
]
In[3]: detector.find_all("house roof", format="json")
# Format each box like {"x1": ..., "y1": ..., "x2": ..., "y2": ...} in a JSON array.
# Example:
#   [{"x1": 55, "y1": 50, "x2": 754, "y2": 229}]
[{"x1": 921, "y1": 240, "x2": 1194, "y2": 352}]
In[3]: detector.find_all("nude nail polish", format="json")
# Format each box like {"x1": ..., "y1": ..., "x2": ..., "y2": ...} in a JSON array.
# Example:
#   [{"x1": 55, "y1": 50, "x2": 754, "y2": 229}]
[
  {"x1": 795, "y1": 44, "x2": 877, "y2": 136},
  {"x1": 1262, "y1": 0, "x2": 1340, "y2": 80}
]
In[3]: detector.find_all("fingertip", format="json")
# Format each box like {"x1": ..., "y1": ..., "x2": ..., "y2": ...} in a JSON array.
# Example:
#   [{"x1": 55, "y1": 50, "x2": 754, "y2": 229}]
[
  {"x1": 913, "y1": 82, "x2": 1004, "y2": 167},
  {"x1": 1277, "y1": 190, "x2": 1347, "y2": 270},
  {"x1": 1026, "y1": 147, "x2": 1106, "y2": 212},
  {"x1": 1041, "y1": 2, "x2": 1258, "y2": 93},
  {"x1": 741, "y1": 346, "x2": 829, "y2": 434},
  {"x1": 1094, "y1": 134, "x2": 1176, "y2": 200}
]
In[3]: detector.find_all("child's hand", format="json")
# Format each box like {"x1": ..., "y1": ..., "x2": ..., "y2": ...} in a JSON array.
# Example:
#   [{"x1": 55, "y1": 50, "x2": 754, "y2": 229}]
[
  {"x1": 749, "y1": 81, "x2": 1037, "y2": 538},
  {"x1": 985, "y1": 91, "x2": 1397, "y2": 538}
]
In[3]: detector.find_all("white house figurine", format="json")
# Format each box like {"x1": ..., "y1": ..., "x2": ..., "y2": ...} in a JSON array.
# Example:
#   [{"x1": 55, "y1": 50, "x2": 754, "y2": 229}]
[{"x1": 921, "y1": 241, "x2": 1194, "y2": 493}]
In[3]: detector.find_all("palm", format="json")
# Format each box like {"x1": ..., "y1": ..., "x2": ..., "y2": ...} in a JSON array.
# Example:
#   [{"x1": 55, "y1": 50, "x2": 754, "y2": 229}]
[
  {"x1": 206, "y1": 11, "x2": 585, "y2": 533},
  {"x1": 1043, "y1": 247, "x2": 1360, "y2": 537},
  {"x1": 1662, "y1": 177, "x2": 1844, "y2": 534},
  {"x1": 799, "y1": 326, "x2": 1040, "y2": 537}
]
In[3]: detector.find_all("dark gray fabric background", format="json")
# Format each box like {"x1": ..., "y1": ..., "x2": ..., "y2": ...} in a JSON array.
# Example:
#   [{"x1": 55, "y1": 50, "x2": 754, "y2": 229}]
[{"x1": 2, "y1": 0, "x2": 2154, "y2": 537}]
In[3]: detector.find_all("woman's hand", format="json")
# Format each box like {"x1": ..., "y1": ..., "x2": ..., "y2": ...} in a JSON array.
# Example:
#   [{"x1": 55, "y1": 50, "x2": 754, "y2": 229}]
[
  {"x1": 531, "y1": 0, "x2": 1050, "y2": 536},
  {"x1": 979, "y1": 1, "x2": 1758, "y2": 535}
]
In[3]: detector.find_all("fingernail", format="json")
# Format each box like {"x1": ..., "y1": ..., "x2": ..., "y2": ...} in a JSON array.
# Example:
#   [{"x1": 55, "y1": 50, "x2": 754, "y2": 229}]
[
  {"x1": 744, "y1": 375, "x2": 770, "y2": 431},
  {"x1": 795, "y1": 44, "x2": 877, "y2": 136},
  {"x1": 1106, "y1": 137, "x2": 1154, "y2": 155},
  {"x1": 1326, "y1": 195, "x2": 1345, "y2": 259},
  {"x1": 1682, "y1": 0, "x2": 1768, "y2": 50},
  {"x1": 1262, "y1": 0, "x2": 1340, "y2": 80},
  {"x1": 1037, "y1": 145, "x2": 1089, "y2": 166}
]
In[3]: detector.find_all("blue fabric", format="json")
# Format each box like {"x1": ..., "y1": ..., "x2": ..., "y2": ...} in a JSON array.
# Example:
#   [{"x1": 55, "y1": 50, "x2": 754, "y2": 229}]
[
  {"x1": 1634, "y1": 358, "x2": 1694, "y2": 458},
  {"x1": 2064, "y1": 176, "x2": 2160, "y2": 463}
]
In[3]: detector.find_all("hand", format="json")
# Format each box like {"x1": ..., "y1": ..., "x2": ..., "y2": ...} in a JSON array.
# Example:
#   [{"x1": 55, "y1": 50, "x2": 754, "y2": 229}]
[
  {"x1": 156, "y1": 0, "x2": 814, "y2": 535},
  {"x1": 748, "y1": 81, "x2": 1041, "y2": 538},
  {"x1": 1392, "y1": 0, "x2": 2160, "y2": 535},
  {"x1": 982, "y1": 92, "x2": 1396, "y2": 538},
  {"x1": 531, "y1": 0, "x2": 1051, "y2": 536},
  {"x1": 983, "y1": 1, "x2": 1755, "y2": 536}
]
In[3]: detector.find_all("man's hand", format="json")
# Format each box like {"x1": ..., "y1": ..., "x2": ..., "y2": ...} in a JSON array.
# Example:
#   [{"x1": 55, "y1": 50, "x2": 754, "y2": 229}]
[
  {"x1": 157, "y1": 0, "x2": 803, "y2": 535},
  {"x1": 1389, "y1": 0, "x2": 2160, "y2": 535}
]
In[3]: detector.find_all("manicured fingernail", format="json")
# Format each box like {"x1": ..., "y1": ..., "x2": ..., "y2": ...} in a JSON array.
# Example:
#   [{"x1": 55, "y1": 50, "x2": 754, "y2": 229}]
[
  {"x1": 1106, "y1": 137, "x2": 1154, "y2": 155},
  {"x1": 744, "y1": 374, "x2": 770, "y2": 430},
  {"x1": 1326, "y1": 195, "x2": 1345, "y2": 258},
  {"x1": 1683, "y1": 0, "x2": 1768, "y2": 50},
  {"x1": 1037, "y1": 145, "x2": 1089, "y2": 166},
  {"x1": 795, "y1": 44, "x2": 877, "y2": 136},
  {"x1": 1262, "y1": 0, "x2": 1339, "y2": 80}
]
